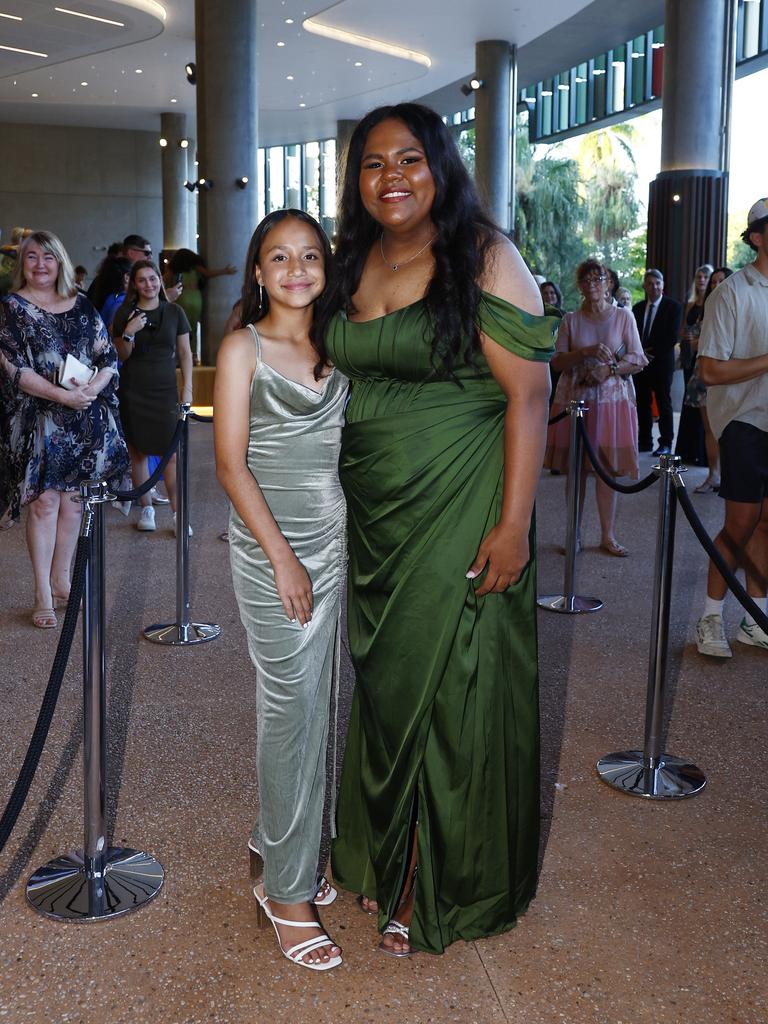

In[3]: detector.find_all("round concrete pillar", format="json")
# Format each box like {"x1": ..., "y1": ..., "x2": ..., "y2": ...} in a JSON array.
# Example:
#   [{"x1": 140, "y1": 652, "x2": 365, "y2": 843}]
[
  {"x1": 160, "y1": 112, "x2": 189, "y2": 251},
  {"x1": 647, "y1": 0, "x2": 734, "y2": 303},
  {"x1": 195, "y1": 0, "x2": 258, "y2": 363},
  {"x1": 474, "y1": 40, "x2": 515, "y2": 231}
]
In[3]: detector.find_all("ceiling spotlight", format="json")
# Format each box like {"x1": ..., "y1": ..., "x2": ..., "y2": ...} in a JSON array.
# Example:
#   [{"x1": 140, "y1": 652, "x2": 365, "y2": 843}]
[
  {"x1": 185, "y1": 62, "x2": 196, "y2": 85},
  {"x1": 179, "y1": 138, "x2": 189, "y2": 149},
  {"x1": 198, "y1": 178, "x2": 213, "y2": 191},
  {"x1": 460, "y1": 77, "x2": 483, "y2": 97},
  {"x1": 159, "y1": 137, "x2": 168, "y2": 147},
  {"x1": 672, "y1": 193, "x2": 681, "y2": 203},
  {"x1": 183, "y1": 180, "x2": 196, "y2": 192},
  {"x1": 235, "y1": 176, "x2": 249, "y2": 189}
]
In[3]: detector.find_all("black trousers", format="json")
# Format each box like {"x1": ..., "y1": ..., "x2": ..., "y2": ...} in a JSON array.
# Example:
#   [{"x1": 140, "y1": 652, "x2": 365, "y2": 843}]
[{"x1": 635, "y1": 351, "x2": 675, "y2": 448}]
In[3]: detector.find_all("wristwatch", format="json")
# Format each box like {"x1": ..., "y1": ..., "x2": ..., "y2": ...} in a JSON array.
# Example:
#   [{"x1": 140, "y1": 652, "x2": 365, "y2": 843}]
[
  {"x1": 122, "y1": 334, "x2": 135, "y2": 343},
  {"x1": 609, "y1": 362, "x2": 618, "y2": 376}
]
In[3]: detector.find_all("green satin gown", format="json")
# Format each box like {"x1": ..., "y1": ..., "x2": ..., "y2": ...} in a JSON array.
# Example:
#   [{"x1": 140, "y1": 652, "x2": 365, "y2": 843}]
[{"x1": 326, "y1": 293, "x2": 557, "y2": 953}]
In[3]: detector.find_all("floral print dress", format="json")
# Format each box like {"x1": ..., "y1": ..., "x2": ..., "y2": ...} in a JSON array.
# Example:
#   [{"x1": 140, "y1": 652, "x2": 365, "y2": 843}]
[{"x1": 0, "y1": 293, "x2": 128, "y2": 521}]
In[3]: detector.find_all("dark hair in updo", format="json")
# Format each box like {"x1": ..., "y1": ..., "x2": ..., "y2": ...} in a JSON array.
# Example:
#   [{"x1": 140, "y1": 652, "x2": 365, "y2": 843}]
[{"x1": 317, "y1": 103, "x2": 499, "y2": 378}]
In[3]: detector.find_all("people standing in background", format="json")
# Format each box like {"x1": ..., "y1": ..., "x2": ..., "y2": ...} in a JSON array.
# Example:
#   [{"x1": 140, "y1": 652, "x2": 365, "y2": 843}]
[
  {"x1": 112, "y1": 260, "x2": 192, "y2": 534},
  {"x1": 675, "y1": 264, "x2": 714, "y2": 467},
  {"x1": 615, "y1": 287, "x2": 633, "y2": 309},
  {"x1": 545, "y1": 259, "x2": 647, "y2": 556},
  {"x1": 606, "y1": 268, "x2": 621, "y2": 304},
  {"x1": 683, "y1": 266, "x2": 733, "y2": 493},
  {"x1": 89, "y1": 257, "x2": 132, "y2": 329},
  {"x1": 540, "y1": 280, "x2": 564, "y2": 315},
  {"x1": 166, "y1": 248, "x2": 237, "y2": 364},
  {"x1": 0, "y1": 231, "x2": 128, "y2": 627},
  {"x1": 694, "y1": 201, "x2": 768, "y2": 657},
  {"x1": 74, "y1": 265, "x2": 88, "y2": 292},
  {"x1": 632, "y1": 269, "x2": 682, "y2": 455}
]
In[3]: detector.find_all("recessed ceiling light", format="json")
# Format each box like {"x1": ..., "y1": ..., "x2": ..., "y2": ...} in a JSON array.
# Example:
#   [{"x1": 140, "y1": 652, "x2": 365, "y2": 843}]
[
  {"x1": 170, "y1": 97, "x2": 177, "y2": 103},
  {"x1": 0, "y1": 11, "x2": 23, "y2": 20},
  {"x1": 285, "y1": 18, "x2": 294, "y2": 24},
  {"x1": 0, "y1": 44, "x2": 48, "y2": 57},
  {"x1": 80, "y1": 81, "x2": 88, "y2": 86},
  {"x1": 135, "y1": 68, "x2": 143, "y2": 74},
  {"x1": 277, "y1": 41, "x2": 285, "y2": 47},
  {"x1": 286, "y1": 74, "x2": 294, "y2": 80},
  {"x1": 354, "y1": 61, "x2": 363, "y2": 67},
  {"x1": 159, "y1": 137, "x2": 168, "y2": 147},
  {"x1": 54, "y1": 7, "x2": 125, "y2": 27},
  {"x1": 299, "y1": 102, "x2": 306, "y2": 108},
  {"x1": 31, "y1": 92, "x2": 39, "y2": 98}
]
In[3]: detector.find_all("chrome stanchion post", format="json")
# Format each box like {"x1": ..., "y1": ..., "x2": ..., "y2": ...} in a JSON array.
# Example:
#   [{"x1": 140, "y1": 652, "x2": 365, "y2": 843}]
[
  {"x1": 538, "y1": 399, "x2": 603, "y2": 614},
  {"x1": 144, "y1": 403, "x2": 221, "y2": 645},
  {"x1": 27, "y1": 481, "x2": 165, "y2": 920},
  {"x1": 597, "y1": 455, "x2": 706, "y2": 799}
]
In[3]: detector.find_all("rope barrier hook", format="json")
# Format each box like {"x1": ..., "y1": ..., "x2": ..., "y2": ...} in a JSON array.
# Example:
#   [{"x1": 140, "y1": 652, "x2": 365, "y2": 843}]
[
  {"x1": 538, "y1": 400, "x2": 603, "y2": 615},
  {"x1": 596, "y1": 454, "x2": 706, "y2": 799},
  {"x1": 143, "y1": 403, "x2": 221, "y2": 646},
  {"x1": 27, "y1": 480, "x2": 165, "y2": 920}
]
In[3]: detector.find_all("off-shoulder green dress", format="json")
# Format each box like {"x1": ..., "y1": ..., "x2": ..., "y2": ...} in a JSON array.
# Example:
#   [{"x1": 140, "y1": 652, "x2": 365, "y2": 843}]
[{"x1": 326, "y1": 293, "x2": 556, "y2": 954}]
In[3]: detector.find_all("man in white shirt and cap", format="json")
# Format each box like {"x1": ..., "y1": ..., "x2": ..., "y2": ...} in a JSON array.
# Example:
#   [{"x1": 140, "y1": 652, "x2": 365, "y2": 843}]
[{"x1": 695, "y1": 198, "x2": 768, "y2": 656}]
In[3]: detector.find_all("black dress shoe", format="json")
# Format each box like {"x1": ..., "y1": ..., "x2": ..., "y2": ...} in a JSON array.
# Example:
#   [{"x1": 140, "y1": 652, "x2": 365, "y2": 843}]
[{"x1": 653, "y1": 445, "x2": 672, "y2": 455}]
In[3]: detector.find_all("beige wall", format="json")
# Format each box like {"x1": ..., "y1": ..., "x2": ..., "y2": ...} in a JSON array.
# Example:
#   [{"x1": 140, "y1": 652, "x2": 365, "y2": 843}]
[{"x1": 0, "y1": 122, "x2": 163, "y2": 282}]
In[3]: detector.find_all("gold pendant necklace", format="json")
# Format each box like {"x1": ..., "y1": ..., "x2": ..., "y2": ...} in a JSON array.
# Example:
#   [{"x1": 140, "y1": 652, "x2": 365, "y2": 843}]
[{"x1": 380, "y1": 232, "x2": 435, "y2": 272}]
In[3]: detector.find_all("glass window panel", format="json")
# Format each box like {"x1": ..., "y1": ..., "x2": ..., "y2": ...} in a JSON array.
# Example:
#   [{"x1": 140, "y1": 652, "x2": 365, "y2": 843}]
[
  {"x1": 257, "y1": 148, "x2": 266, "y2": 222},
  {"x1": 320, "y1": 139, "x2": 337, "y2": 239},
  {"x1": 286, "y1": 144, "x2": 301, "y2": 209},
  {"x1": 303, "y1": 141, "x2": 320, "y2": 220},
  {"x1": 267, "y1": 147, "x2": 285, "y2": 212}
]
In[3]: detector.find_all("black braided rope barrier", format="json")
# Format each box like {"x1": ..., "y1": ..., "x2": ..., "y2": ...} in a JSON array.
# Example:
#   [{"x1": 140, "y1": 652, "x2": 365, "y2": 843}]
[
  {"x1": 189, "y1": 410, "x2": 213, "y2": 423},
  {"x1": 0, "y1": 534, "x2": 89, "y2": 854},
  {"x1": 113, "y1": 416, "x2": 185, "y2": 501},
  {"x1": 547, "y1": 409, "x2": 568, "y2": 426},
  {"x1": 675, "y1": 483, "x2": 768, "y2": 636},
  {"x1": 577, "y1": 418, "x2": 659, "y2": 495}
]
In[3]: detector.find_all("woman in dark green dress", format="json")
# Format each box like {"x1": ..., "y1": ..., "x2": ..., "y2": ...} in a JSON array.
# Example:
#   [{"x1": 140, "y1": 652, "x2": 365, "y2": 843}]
[{"x1": 319, "y1": 104, "x2": 557, "y2": 955}]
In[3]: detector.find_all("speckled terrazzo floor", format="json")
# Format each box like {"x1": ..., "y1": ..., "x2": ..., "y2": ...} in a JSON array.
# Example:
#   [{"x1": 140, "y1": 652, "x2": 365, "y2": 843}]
[{"x1": 0, "y1": 421, "x2": 766, "y2": 1024}]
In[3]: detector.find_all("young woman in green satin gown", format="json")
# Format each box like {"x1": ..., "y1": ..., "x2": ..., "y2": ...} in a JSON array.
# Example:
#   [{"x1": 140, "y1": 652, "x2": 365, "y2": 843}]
[
  {"x1": 214, "y1": 211, "x2": 348, "y2": 972},
  {"x1": 317, "y1": 104, "x2": 558, "y2": 956}
]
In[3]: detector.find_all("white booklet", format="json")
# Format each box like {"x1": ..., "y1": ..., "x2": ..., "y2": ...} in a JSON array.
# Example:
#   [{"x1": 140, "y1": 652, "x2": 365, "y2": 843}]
[{"x1": 57, "y1": 353, "x2": 97, "y2": 390}]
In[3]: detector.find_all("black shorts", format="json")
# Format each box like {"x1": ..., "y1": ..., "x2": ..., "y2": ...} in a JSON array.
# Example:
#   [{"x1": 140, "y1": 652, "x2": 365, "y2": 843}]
[{"x1": 718, "y1": 420, "x2": 768, "y2": 504}]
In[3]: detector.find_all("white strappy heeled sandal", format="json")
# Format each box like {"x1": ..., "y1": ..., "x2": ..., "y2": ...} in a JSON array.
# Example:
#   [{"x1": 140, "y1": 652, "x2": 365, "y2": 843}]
[{"x1": 253, "y1": 884, "x2": 342, "y2": 972}]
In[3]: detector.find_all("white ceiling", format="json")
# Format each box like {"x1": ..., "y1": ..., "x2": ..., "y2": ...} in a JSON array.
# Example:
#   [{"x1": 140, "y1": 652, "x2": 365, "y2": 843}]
[{"x1": 0, "y1": 0, "x2": 664, "y2": 146}]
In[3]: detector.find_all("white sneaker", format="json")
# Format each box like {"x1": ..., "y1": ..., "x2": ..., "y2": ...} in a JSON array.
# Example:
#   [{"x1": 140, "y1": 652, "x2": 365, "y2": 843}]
[
  {"x1": 137, "y1": 505, "x2": 156, "y2": 532},
  {"x1": 695, "y1": 614, "x2": 732, "y2": 658},
  {"x1": 112, "y1": 499, "x2": 131, "y2": 517},
  {"x1": 736, "y1": 617, "x2": 768, "y2": 650},
  {"x1": 150, "y1": 487, "x2": 170, "y2": 505},
  {"x1": 172, "y1": 512, "x2": 193, "y2": 537}
]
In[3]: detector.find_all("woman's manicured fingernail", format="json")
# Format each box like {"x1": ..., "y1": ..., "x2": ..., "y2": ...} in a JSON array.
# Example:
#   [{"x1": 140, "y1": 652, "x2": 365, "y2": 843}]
[{"x1": 465, "y1": 570, "x2": 477, "y2": 579}]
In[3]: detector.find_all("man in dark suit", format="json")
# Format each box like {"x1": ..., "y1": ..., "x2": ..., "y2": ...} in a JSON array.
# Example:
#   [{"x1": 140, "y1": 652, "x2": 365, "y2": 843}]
[{"x1": 632, "y1": 269, "x2": 682, "y2": 455}]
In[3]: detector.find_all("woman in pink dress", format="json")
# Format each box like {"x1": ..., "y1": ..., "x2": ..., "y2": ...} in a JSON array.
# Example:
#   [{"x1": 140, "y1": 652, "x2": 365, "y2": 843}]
[{"x1": 544, "y1": 259, "x2": 647, "y2": 556}]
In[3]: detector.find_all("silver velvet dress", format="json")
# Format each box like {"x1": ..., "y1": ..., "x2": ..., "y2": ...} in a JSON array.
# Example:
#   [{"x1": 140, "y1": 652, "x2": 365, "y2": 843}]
[{"x1": 228, "y1": 324, "x2": 348, "y2": 903}]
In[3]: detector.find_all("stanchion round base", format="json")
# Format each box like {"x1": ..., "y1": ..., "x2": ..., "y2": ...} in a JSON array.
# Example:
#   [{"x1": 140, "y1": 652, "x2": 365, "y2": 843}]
[
  {"x1": 596, "y1": 750, "x2": 707, "y2": 799},
  {"x1": 537, "y1": 594, "x2": 603, "y2": 614},
  {"x1": 143, "y1": 622, "x2": 221, "y2": 645},
  {"x1": 26, "y1": 847, "x2": 164, "y2": 921}
]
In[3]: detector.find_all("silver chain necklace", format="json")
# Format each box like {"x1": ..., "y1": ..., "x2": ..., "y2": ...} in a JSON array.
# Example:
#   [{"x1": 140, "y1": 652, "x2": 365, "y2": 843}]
[{"x1": 379, "y1": 232, "x2": 435, "y2": 272}]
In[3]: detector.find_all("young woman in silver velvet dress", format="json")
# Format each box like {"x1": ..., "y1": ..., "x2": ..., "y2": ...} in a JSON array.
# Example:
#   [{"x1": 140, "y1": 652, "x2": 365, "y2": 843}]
[{"x1": 214, "y1": 211, "x2": 347, "y2": 973}]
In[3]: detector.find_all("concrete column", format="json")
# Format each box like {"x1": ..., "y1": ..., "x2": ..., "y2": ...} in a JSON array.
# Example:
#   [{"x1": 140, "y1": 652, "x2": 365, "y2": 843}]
[
  {"x1": 160, "y1": 112, "x2": 188, "y2": 251},
  {"x1": 474, "y1": 40, "x2": 514, "y2": 231},
  {"x1": 335, "y1": 118, "x2": 357, "y2": 194},
  {"x1": 646, "y1": 0, "x2": 734, "y2": 302},
  {"x1": 195, "y1": 0, "x2": 258, "y2": 363}
]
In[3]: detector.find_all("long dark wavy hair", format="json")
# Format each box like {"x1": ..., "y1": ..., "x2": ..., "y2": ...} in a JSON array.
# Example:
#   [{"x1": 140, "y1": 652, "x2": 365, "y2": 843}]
[
  {"x1": 316, "y1": 103, "x2": 499, "y2": 377},
  {"x1": 240, "y1": 209, "x2": 332, "y2": 378}
]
